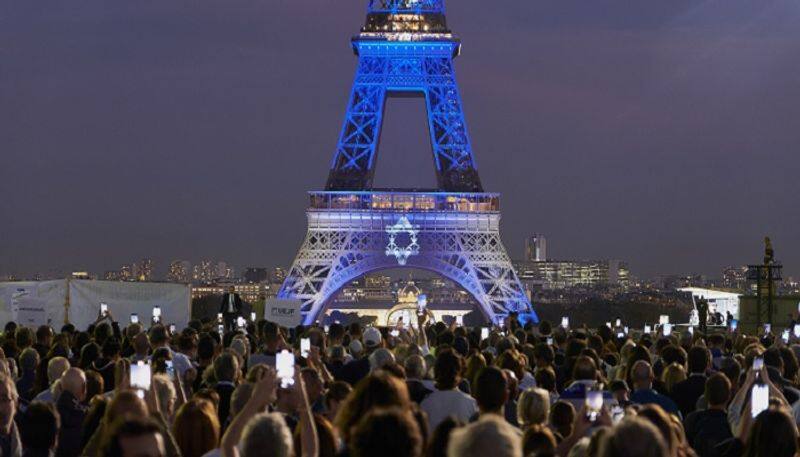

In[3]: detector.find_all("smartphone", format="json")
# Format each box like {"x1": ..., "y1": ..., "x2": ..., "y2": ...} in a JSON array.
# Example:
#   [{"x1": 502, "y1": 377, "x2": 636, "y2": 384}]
[
  {"x1": 130, "y1": 362, "x2": 152, "y2": 391},
  {"x1": 751, "y1": 383, "x2": 769, "y2": 418},
  {"x1": 585, "y1": 390, "x2": 603, "y2": 422},
  {"x1": 152, "y1": 306, "x2": 161, "y2": 318},
  {"x1": 390, "y1": 329, "x2": 400, "y2": 337},
  {"x1": 617, "y1": 332, "x2": 625, "y2": 339},
  {"x1": 731, "y1": 320, "x2": 739, "y2": 331},
  {"x1": 250, "y1": 312, "x2": 257, "y2": 322},
  {"x1": 237, "y1": 316, "x2": 246, "y2": 329},
  {"x1": 605, "y1": 322, "x2": 612, "y2": 329},
  {"x1": 217, "y1": 313, "x2": 223, "y2": 323},
  {"x1": 764, "y1": 324, "x2": 772, "y2": 334},
  {"x1": 417, "y1": 294, "x2": 427, "y2": 314},
  {"x1": 130, "y1": 313, "x2": 139, "y2": 324},
  {"x1": 561, "y1": 317, "x2": 569, "y2": 328},
  {"x1": 300, "y1": 338, "x2": 311, "y2": 358},
  {"x1": 217, "y1": 324, "x2": 224, "y2": 335},
  {"x1": 169, "y1": 324, "x2": 176, "y2": 334},
  {"x1": 324, "y1": 325, "x2": 330, "y2": 333},
  {"x1": 615, "y1": 319, "x2": 621, "y2": 327},
  {"x1": 689, "y1": 326, "x2": 694, "y2": 335},
  {"x1": 782, "y1": 329, "x2": 790, "y2": 343},
  {"x1": 753, "y1": 357, "x2": 764, "y2": 371},
  {"x1": 100, "y1": 303, "x2": 108, "y2": 316},
  {"x1": 481, "y1": 328, "x2": 489, "y2": 340},
  {"x1": 644, "y1": 325, "x2": 652, "y2": 334},
  {"x1": 547, "y1": 337, "x2": 554, "y2": 346},
  {"x1": 165, "y1": 360, "x2": 175, "y2": 381},
  {"x1": 659, "y1": 315, "x2": 669, "y2": 325},
  {"x1": 276, "y1": 350, "x2": 295, "y2": 388},
  {"x1": 794, "y1": 324, "x2": 800, "y2": 338},
  {"x1": 663, "y1": 323, "x2": 673, "y2": 336},
  {"x1": 623, "y1": 326, "x2": 629, "y2": 335},
  {"x1": 456, "y1": 315, "x2": 464, "y2": 326}
]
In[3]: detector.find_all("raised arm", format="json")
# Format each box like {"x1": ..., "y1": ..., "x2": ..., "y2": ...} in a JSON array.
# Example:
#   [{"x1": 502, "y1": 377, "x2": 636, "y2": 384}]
[{"x1": 221, "y1": 368, "x2": 278, "y2": 457}]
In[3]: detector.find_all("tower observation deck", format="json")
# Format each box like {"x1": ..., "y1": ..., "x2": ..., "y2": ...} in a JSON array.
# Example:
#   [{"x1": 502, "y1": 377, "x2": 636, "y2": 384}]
[{"x1": 278, "y1": 0, "x2": 537, "y2": 325}]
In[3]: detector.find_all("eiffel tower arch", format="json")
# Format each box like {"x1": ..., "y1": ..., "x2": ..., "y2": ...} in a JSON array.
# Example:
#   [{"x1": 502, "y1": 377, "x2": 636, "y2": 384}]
[{"x1": 279, "y1": 0, "x2": 537, "y2": 325}]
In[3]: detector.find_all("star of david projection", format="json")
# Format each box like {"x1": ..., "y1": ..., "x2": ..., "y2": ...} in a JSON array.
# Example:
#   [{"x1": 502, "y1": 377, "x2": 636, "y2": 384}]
[{"x1": 385, "y1": 216, "x2": 420, "y2": 266}]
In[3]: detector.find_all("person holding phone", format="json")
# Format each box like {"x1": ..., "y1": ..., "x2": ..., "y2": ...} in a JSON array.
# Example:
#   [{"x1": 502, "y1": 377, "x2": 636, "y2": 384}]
[{"x1": 219, "y1": 286, "x2": 244, "y2": 333}]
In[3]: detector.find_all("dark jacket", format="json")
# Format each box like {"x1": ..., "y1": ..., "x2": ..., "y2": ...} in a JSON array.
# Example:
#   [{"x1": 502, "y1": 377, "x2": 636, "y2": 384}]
[
  {"x1": 55, "y1": 391, "x2": 87, "y2": 457},
  {"x1": 670, "y1": 374, "x2": 707, "y2": 417},
  {"x1": 684, "y1": 408, "x2": 732, "y2": 457},
  {"x1": 219, "y1": 293, "x2": 243, "y2": 315},
  {"x1": 215, "y1": 382, "x2": 236, "y2": 427}
]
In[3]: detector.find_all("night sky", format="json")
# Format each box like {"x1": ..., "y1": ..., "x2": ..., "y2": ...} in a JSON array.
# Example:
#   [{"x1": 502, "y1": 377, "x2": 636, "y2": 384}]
[{"x1": 2, "y1": 0, "x2": 799, "y2": 280}]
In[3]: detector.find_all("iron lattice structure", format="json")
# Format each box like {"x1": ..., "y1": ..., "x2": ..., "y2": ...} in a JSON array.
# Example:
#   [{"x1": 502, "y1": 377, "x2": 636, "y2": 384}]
[{"x1": 279, "y1": 1, "x2": 536, "y2": 325}]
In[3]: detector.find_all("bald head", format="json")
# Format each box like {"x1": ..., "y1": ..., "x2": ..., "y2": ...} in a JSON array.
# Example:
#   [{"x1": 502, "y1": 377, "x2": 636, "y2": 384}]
[
  {"x1": 631, "y1": 360, "x2": 654, "y2": 389},
  {"x1": 61, "y1": 368, "x2": 87, "y2": 402}
]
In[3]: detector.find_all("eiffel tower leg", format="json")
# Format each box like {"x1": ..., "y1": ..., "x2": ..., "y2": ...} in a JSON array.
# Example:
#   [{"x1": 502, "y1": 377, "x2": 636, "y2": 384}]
[{"x1": 279, "y1": 211, "x2": 536, "y2": 325}]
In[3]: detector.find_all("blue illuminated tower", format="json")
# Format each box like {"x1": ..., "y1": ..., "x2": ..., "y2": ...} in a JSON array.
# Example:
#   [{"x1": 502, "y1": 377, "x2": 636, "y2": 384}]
[{"x1": 279, "y1": 0, "x2": 537, "y2": 325}]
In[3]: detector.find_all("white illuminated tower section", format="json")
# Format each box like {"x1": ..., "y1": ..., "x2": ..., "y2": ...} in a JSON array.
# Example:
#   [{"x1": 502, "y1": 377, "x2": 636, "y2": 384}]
[{"x1": 278, "y1": 0, "x2": 537, "y2": 325}]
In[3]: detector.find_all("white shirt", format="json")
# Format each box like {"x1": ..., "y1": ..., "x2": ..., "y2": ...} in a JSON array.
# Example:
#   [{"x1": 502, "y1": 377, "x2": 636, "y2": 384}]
[
  {"x1": 228, "y1": 294, "x2": 235, "y2": 313},
  {"x1": 421, "y1": 388, "x2": 478, "y2": 432}
]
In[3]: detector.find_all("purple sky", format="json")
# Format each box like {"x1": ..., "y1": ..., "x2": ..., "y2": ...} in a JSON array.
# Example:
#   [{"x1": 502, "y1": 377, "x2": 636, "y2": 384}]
[{"x1": 2, "y1": 0, "x2": 799, "y2": 280}]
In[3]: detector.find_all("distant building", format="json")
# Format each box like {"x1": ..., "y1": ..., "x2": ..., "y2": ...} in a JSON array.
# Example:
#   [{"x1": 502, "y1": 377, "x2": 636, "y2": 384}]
[
  {"x1": 525, "y1": 234, "x2": 547, "y2": 262},
  {"x1": 191, "y1": 282, "x2": 273, "y2": 303},
  {"x1": 71, "y1": 271, "x2": 93, "y2": 280},
  {"x1": 722, "y1": 266, "x2": 748, "y2": 290},
  {"x1": 134, "y1": 259, "x2": 154, "y2": 282},
  {"x1": 167, "y1": 260, "x2": 192, "y2": 283},
  {"x1": 515, "y1": 259, "x2": 630, "y2": 290},
  {"x1": 193, "y1": 260, "x2": 215, "y2": 284},
  {"x1": 215, "y1": 261, "x2": 233, "y2": 280},
  {"x1": 243, "y1": 267, "x2": 269, "y2": 284}
]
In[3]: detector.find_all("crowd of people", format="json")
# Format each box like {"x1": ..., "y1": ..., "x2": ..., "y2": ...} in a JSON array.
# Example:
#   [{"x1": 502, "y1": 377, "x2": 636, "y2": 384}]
[{"x1": 0, "y1": 310, "x2": 798, "y2": 457}]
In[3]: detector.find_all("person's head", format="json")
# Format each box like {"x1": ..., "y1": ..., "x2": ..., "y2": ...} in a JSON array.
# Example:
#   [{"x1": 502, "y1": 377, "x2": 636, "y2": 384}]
[
  {"x1": 433, "y1": 349, "x2": 463, "y2": 390},
  {"x1": 228, "y1": 286, "x2": 236, "y2": 294},
  {"x1": 20, "y1": 401, "x2": 60, "y2": 452},
  {"x1": 609, "y1": 380, "x2": 630, "y2": 404},
  {"x1": 86, "y1": 370, "x2": 105, "y2": 402},
  {"x1": 474, "y1": 367, "x2": 507, "y2": 415},
  {"x1": 172, "y1": 399, "x2": 220, "y2": 457},
  {"x1": 240, "y1": 412, "x2": 293, "y2": 457},
  {"x1": 631, "y1": 360, "x2": 654, "y2": 390},
  {"x1": 213, "y1": 351, "x2": 239, "y2": 383},
  {"x1": 324, "y1": 381, "x2": 352, "y2": 421},
  {"x1": 0, "y1": 373, "x2": 19, "y2": 432},
  {"x1": 36, "y1": 325, "x2": 54, "y2": 346},
  {"x1": 447, "y1": 415, "x2": 521, "y2": 457},
  {"x1": 104, "y1": 390, "x2": 149, "y2": 425},
  {"x1": 517, "y1": 387, "x2": 550, "y2": 427},
  {"x1": 599, "y1": 417, "x2": 668, "y2": 457},
  {"x1": 661, "y1": 362, "x2": 687, "y2": 394},
  {"x1": 61, "y1": 367, "x2": 87, "y2": 402},
  {"x1": 521, "y1": 424, "x2": 556, "y2": 457},
  {"x1": 550, "y1": 400, "x2": 576, "y2": 438},
  {"x1": 637, "y1": 405, "x2": 679, "y2": 455},
  {"x1": 350, "y1": 408, "x2": 422, "y2": 457},
  {"x1": 705, "y1": 373, "x2": 731, "y2": 409},
  {"x1": 148, "y1": 325, "x2": 169, "y2": 348},
  {"x1": 133, "y1": 332, "x2": 150, "y2": 356},
  {"x1": 687, "y1": 346, "x2": 710, "y2": 374},
  {"x1": 369, "y1": 348, "x2": 396, "y2": 372},
  {"x1": 363, "y1": 327, "x2": 383, "y2": 351},
  {"x1": 572, "y1": 356, "x2": 597, "y2": 382},
  {"x1": 428, "y1": 417, "x2": 462, "y2": 457},
  {"x1": 404, "y1": 355, "x2": 426, "y2": 380},
  {"x1": 197, "y1": 334, "x2": 216, "y2": 362},
  {"x1": 15, "y1": 327, "x2": 34, "y2": 349},
  {"x1": 152, "y1": 374, "x2": 176, "y2": 419},
  {"x1": 335, "y1": 371, "x2": 411, "y2": 443},
  {"x1": 47, "y1": 357, "x2": 70, "y2": 385},
  {"x1": 744, "y1": 408, "x2": 798, "y2": 457},
  {"x1": 102, "y1": 417, "x2": 165, "y2": 457},
  {"x1": 19, "y1": 347, "x2": 39, "y2": 374}
]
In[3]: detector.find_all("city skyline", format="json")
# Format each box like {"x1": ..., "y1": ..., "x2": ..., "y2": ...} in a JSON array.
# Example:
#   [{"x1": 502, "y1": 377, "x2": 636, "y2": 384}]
[{"x1": 2, "y1": 1, "x2": 799, "y2": 280}]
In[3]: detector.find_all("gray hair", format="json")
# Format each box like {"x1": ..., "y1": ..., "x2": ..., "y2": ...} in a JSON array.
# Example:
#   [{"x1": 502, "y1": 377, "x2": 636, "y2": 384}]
[
  {"x1": 369, "y1": 348, "x2": 395, "y2": 372},
  {"x1": 447, "y1": 415, "x2": 521, "y2": 457},
  {"x1": 213, "y1": 351, "x2": 239, "y2": 382},
  {"x1": 517, "y1": 387, "x2": 550, "y2": 426},
  {"x1": 240, "y1": 412, "x2": 293, "y2": 457},
  {"x1": 47, "y1": 357, "x2": 70, "y2": 384},
  {"x1": 404, "y1": 355, "x2": 426, "y2": 379},
  {"x1": 19, "y1": 348, "x2": 39, "y2": 372}
]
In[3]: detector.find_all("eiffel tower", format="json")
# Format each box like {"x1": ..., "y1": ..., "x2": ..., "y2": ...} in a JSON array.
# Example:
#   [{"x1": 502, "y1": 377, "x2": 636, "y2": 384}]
[{"x1": 278, "y1": 0, "x2": 537, "y2": 325}]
